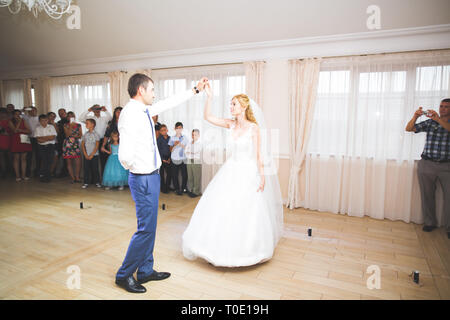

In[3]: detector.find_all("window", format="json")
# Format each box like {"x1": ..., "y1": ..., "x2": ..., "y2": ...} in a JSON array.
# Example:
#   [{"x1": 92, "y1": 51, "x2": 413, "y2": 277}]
[
  {"x1": 308, "y1": 59, "x2": 450, "y2": 161},
  {"x1": 49, "y1": 74, "x2": 111, "y2": 132},
  {"x1": 152, "y1": 65, "x2": 245, "y2": 155}
]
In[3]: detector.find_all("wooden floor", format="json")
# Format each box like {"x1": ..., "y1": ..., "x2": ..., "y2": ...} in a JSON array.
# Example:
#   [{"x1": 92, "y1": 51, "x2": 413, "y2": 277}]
[{"x1": 0, "y1": 177, "x2": 449, "y2": 300}]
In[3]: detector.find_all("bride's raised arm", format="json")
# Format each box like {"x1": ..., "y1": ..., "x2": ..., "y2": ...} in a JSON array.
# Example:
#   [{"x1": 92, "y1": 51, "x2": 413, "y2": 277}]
[{"x1": 204, "y1": 83, "x2": 234, "y2": 129}]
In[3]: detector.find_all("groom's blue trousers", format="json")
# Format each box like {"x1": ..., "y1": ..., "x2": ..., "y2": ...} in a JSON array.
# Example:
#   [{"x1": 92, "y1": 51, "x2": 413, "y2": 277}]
[{"x1": 116, "y1": 171, "x2": 160, "y2": 281}]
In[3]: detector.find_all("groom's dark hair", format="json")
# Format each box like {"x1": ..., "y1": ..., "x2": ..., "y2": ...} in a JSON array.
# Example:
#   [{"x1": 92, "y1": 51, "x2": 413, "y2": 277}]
[{"x1": 128, "y1": 73, "x2": 154, "y2": 98}]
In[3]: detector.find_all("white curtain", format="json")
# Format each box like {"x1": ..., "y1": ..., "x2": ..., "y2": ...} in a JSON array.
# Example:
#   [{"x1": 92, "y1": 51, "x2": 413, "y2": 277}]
[
  {"x1": 286, "y1": 58, "x2": 322, "y2": 209},
  {"x1": 108, "y1": 69, "x2": 152, "y2": 108},
  {"x1": 108, "y1": 71, "x2": 127, "y2": 109},
  {"x1": 50, "y1": 73, "x2": 111, "y2": 132},
  {"x1": 244, "y1": 61, "x2": 265, "y2": 108},
  {"x1": 3, "y1": 79, "x2": 24, "y2": 109},
  {"x1": 23, "y1": 79, "x2": 32, "y2": 108},
  {"x1": 303, "y1": 49, "x2": 450, "y2": 225},
  {"x1": 152, "y1": 64, "x2": 246, "y2": 192},
  {"x1": 35, "y1": 77, "x2": 51, "y2": 114}
]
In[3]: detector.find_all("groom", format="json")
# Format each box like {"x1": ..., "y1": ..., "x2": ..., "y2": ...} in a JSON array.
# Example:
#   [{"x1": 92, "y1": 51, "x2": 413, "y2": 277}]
[{"x1": 116, "y1": 73, "x2": 208, "y2": 293}]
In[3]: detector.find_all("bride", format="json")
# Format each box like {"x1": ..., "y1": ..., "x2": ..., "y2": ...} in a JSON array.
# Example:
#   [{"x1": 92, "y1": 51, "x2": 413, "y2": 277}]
[{"x1": 181, "y1": 82, "x2": 284, "y2": 267}]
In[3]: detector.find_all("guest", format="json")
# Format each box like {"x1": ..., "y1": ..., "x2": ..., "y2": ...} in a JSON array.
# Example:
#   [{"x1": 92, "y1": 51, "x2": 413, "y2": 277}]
[
  {"x1": 81, "y1": 118, "x2": 101, "y2": 189},
  {"x1": 47, "y1": 112, "x2": 59, "y2": 177},
  {"x1": 101, "y1": 106, "x2": 122, "y2": 157},
  {"x1": 102, "y1": 131, "x2": 129, "y2": 190},
  {"x1": 157, "y1": 124, "x2": 171, "y2": 193},
  {"x1": 185, "y1": 129, "x2": 203, "y2": 198},
  {"x1": 155, "y1": 123, "x2": 161, "y2": 139},
  {"x1": 62, "y1": 111, "x2": 82, "y2": 183},
  {"x1": 6, "y1": 104, "x2": 15, "y2": 120},
  {"x1": 0, "y1": 108, "x2": 11, "y2": 178},
  {"x1": 168, "y1": 122, "x2": 188, "y2": 195},
  {"x1": 152, "y1": 115, "x2": 162, "y2": 139},
  {"x1": 22, "y1": 106, "x2": 40, "y2": 178},
  {"x1": 405, "y1": 99, "x2": 450, "y2": 239},
  {"x1": 56, "y1": 108, "x2": 69, "y2": 178},
  {"x1": 79, "y1": 105, "x2": 112, "y2": 175},
  {"x1": 8, "y1": 109, "x2": 32, "y2": 182},
  {"x1": 34, "y1": 114, "x2": 57, "y2": 183}
]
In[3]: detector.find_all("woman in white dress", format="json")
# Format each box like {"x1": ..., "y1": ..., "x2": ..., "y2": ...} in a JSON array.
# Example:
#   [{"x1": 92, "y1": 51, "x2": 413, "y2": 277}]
[{"x1": 182, "y1": 82, "x2": 284, "y2": 267}]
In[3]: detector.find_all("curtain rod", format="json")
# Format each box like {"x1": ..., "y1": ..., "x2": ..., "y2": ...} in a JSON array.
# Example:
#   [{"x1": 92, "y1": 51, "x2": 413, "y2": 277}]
[
  {"x1": 315, "y1": 47, "x2": 450, "y2": 61},
  {"x1": 17, "y1": 62, "x2": 243, "y2": 81},
  {"x1": 152, "y1": 62, "x2": 243, "y2": 71}
]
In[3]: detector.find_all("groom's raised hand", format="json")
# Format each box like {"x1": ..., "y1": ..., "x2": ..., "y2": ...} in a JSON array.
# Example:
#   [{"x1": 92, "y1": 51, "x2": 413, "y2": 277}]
[{"x1": 196, "y1": 77, "x2": 209, "y2": 92}]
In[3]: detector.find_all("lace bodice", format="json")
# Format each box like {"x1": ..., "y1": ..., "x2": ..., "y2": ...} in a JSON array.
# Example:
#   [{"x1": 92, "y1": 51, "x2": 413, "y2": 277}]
[{"x1": 226, "y1": 123, "x2": 255, "y2": 162}]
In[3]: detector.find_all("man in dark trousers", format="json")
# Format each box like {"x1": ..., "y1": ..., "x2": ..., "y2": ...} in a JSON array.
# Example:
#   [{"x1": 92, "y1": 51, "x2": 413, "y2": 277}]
[
  {"x1": 115, "y1": 73, "x2": 207, "y2": 293},
  {"x1": 157, "y1": 124, "x2": 172, "y2": 193},
  {"x1": 406, "y1": 98, "x2": 450, "y2": 239}
]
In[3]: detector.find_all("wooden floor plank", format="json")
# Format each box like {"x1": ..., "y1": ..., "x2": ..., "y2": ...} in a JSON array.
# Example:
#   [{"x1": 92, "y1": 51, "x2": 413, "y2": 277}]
[{"x1": 0, "y1": 177, "x2": 448, "y2": 300}]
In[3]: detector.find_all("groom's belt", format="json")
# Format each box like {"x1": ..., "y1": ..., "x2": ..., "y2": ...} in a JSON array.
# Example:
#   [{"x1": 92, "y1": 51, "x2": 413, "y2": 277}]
[{"x1": 130, "y1": 169, "x2": 160, "y2": 176}]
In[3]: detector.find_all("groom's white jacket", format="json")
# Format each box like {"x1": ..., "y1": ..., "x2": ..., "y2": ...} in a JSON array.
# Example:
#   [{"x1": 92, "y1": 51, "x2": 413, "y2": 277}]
[{"x1": 118, "y1": 90, "x2": 194, "y2": 174}]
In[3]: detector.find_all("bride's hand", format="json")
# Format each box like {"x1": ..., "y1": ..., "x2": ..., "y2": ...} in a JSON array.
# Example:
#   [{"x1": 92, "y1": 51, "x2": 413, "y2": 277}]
[
  {"x1": 257, "y1": 176, "x2": 265, "y2": 192},
  {"x1": 205, "y1": 82, "x2": 212, "y2": 98}
]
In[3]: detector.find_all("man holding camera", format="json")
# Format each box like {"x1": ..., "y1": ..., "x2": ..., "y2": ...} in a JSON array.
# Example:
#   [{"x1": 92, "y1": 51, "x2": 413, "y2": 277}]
[
  {"x1": 406, "y1": 98, "x2": 450, "y2": 239},
  {"x1": 79, "y1": 105, "x2": 112, "y2": 176}
]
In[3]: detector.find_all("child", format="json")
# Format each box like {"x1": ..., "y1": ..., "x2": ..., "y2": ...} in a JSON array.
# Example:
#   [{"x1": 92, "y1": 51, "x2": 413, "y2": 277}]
[
  {"x1": 168, "y1": 122, "x2": 188, "y2": 195},
  {"x1": 185, "y1": 129, "x2": 203, "y2": 198},
  {"x1": 157, "y1": 124, "x2": 171, "y2": 193},
  {"x1": 81, "y1": 118, "x2": 101, "y2": 188},
  {"x1": 34, "y1": 114, "x2": 57, "y2": 183},
  {"x1": 102, "y1": 131, "x2": 129, "y2": 190}
]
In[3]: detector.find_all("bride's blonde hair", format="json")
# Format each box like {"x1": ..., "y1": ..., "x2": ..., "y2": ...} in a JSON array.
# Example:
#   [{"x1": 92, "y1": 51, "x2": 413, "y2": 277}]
[{"x1": 232, "y1": 94, "x2": 258, "y2": 125}]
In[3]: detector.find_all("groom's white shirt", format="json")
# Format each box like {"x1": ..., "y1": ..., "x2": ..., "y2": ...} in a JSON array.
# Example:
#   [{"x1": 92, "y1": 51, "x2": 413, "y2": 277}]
[{"x1": 118, "y1": 90, "x2": 194, "y2": 174}]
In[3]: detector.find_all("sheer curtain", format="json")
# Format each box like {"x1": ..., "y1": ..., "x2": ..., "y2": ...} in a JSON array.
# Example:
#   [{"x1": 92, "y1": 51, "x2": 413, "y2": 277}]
[
  {"x1": 303, "y1": 50, "x2": 450, "y2": 224},
  {"x1": 3, "y1": 80, "x2": 24, "y2": 109},
  {"x1": 50, "y1": 73, "x2": 111, "y2": 132},
  {"x1": 286, "y1": 58, "x2": 321, "y2": 209},
  {"x1": 108, "y1": 69, "x2": 152, "y2": 108},
  {"x1": 152, "y1": 64, "x2": 246, "y2": 192},
  {"x1": 23, "y1": 79, "x2": 32, "y2": 108},
  {"x1": 34, "y1": 77, "x2": 51, "y2": 114},
  {"x1": 244, "y1": 61, "x2": 265, "y2": 108}
]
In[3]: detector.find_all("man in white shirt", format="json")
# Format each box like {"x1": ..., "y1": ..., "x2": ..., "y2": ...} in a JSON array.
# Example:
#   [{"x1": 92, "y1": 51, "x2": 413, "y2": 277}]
[
  {"x1": 185, "y1": 129, "x2": 203, "y2": 198},
  {"x1": 22, "y1": 107, "x2": 40, "y2": 178},
  {"x1": 115, "y1": 73, "x2": 208, "y2": 294},
  {"x1": 79, "y1": 105, "x2": 112, "y2": 174},
  {"x1": 34, "y1": 114, "x2": 57, "y2": 183}
]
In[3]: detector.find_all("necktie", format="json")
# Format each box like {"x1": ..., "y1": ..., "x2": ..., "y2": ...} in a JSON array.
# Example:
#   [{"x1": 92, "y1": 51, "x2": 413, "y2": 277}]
[{"x1": 145, "y1": 109, "x2": 158, "y2": 169}]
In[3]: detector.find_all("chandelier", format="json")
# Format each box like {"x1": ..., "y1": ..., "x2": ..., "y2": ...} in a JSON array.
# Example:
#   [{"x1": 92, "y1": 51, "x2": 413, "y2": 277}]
[{"x1": 0, "y1": 0, "x2": 72, "y2": 19}]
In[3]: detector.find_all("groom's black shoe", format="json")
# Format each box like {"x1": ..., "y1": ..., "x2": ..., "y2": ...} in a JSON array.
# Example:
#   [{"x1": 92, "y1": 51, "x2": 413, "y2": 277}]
[
  {"x1": 115, "y1": 276, "x2": 146, "y2": 293},
  {"x1": 137, "y1": 271, "x2": 171, "y2": 284}
]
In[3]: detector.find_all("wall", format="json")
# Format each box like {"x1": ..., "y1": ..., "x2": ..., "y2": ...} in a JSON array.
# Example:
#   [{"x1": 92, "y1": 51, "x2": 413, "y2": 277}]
[{"x1": 261, "y1": 60, "x2": 290, "y2": 200}]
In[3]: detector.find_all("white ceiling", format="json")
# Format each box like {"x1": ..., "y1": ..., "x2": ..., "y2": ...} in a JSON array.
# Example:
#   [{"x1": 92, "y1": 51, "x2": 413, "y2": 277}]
[{"x1": 0, "y1": 0, "x2": 449, "y2": 73}]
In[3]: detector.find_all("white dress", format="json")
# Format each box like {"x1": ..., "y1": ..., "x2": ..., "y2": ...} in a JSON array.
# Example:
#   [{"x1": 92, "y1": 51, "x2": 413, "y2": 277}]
[{"x1": 182, "y1": 122, "x2": 283, "y2": 267}]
